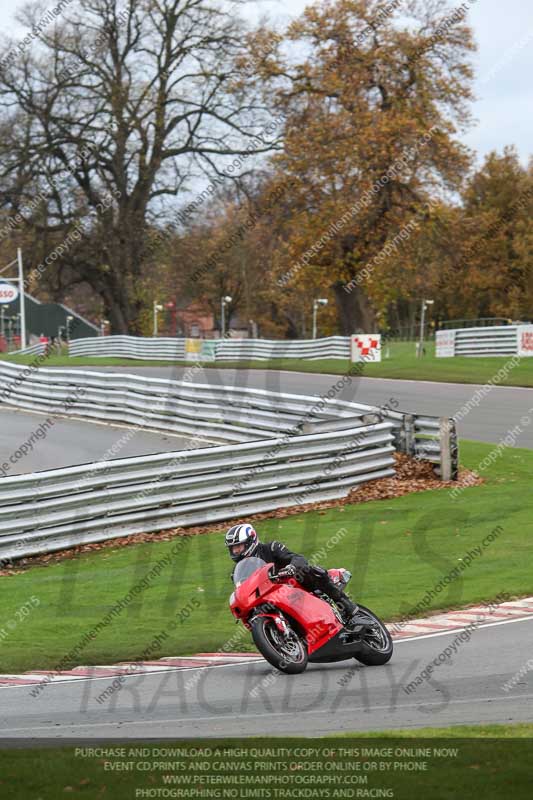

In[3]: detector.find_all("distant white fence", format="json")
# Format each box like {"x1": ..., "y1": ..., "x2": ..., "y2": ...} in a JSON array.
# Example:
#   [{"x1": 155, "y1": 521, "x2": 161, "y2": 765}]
[
  {"x1": 70, "y1": 335, "x2": 186, "y2": 360},
  {"x1": 436, "y1": 325, "x2": 533, "y2": 358},
  {"x1": 69, "y1": 335, "x2": 351, "y2": 361},
  {"x1": 216, "y1": 336, "x2": 350, "y2": 361}
]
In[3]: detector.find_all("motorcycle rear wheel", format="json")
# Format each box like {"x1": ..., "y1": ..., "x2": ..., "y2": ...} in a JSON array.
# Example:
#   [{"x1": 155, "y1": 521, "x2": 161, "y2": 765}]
[
  {"x1": 352, "y1": 605, "x2": 393, "y2": 666},
  {"x1": 251, "y1": 617, "x2": 308, "y2": 674}
]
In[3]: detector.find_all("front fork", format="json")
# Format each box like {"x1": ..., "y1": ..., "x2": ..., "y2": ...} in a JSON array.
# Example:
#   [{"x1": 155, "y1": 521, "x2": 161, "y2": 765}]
[{"x1": 248, "y1": 610, "x2": 291, "y2": 637}]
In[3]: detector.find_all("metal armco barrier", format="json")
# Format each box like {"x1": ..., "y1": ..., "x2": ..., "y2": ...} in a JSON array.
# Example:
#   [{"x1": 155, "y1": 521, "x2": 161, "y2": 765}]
[
  {"x1": 10, "y1": 343, "x2": 48, "y2": 356},
  {"x1": 0, "y1": 361, "x2": 385, "y2": 443},
  {"x1": 436, "y1": 325, "x2": 533, "y2": 357},
  {"x1": 69, "y1": 335, "x2": 350, "y2": 361},
  {"x1": 412, "y1": 416, "x2": 459, "y2": 481},
  {"x1": 216, "y1": 336, "x2": 350, "y2": 360},
  {"x1": 0, "y1": 425, "x2": 396, "y2": 561},
  {"x1": 0, "y1": 362, "x2": 458, "y2": 560},
  {"x1": 69, "y1": 335, "x2": 186, "y2": 360}
]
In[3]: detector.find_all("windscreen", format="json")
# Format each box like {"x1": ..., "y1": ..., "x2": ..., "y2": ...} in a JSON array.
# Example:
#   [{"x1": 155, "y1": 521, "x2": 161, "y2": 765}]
[{"x1": 232, "y1": 557, "x2": 267, "y2": 586}]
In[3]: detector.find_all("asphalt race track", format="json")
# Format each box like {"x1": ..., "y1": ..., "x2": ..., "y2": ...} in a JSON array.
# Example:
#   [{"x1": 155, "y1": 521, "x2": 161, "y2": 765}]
[
  {"x1": 1, "y1": 365, "x2": 530, "y2": 739},
  {"x1": 65, "y1": 364, "x2": 533, "y2": 448},
  {"x1": 0, "y1": 408, "x2": 208, "y2": 476},
  {"x1": 0, "y1": 618, "x2": 531, "y2": 738}
]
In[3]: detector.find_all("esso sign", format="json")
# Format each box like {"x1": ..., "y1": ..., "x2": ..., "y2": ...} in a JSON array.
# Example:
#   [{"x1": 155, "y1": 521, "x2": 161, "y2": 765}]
[{"x1": 0, "y1": 284, "x2": 18, "y2": 304}]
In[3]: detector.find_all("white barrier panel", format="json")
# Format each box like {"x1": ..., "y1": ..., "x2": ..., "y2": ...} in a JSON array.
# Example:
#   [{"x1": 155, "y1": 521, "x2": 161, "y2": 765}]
[{"x1": 350, "y1": 334, "x2": 381, "y2": 363}]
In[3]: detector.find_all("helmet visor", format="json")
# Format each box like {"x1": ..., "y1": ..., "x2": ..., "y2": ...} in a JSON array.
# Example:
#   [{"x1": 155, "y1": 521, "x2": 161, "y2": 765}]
[{"x1": 229, "y1": 542, "x2": 247, "y2": 558}]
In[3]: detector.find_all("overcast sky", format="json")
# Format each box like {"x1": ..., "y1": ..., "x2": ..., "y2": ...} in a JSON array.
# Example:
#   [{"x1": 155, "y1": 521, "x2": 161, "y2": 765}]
[{"x1": 0, "y1": 0, "x2": 531, "y2": 167}]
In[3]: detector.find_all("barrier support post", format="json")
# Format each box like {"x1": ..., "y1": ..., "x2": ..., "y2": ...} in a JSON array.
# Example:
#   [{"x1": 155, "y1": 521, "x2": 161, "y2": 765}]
[{"x1": 439, "y1": 418, "x2": 455, "y2": 481}]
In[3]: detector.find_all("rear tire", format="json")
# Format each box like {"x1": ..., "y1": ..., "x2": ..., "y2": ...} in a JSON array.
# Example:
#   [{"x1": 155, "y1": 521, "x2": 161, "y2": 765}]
[
  {"x1": 352, "y1": 605, "x2": 393, "y2": 666},
  {"x1": 251, "y1": 616, "x2": 308, "y2": 674}
]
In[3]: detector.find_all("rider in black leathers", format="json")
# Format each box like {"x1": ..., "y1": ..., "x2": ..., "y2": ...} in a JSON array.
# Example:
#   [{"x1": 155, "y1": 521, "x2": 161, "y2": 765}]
[{"x1": 225, "y1": 523, "x2": 359, "y2": 624}]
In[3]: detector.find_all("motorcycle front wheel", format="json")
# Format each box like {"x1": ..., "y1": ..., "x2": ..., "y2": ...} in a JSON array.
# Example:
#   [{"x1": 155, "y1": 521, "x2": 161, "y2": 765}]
[
  {"x1": 352, "y1": 605, "x2": 393, "y2": 666},
  {"x1": 251, "y1": 616, "x2": 308, "y2": 674}
]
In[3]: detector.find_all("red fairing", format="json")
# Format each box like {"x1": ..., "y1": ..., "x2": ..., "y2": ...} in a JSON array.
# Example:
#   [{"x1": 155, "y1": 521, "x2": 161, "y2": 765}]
[{"x1": 230, "y1": 563, "x2": 343, "y2": 655}]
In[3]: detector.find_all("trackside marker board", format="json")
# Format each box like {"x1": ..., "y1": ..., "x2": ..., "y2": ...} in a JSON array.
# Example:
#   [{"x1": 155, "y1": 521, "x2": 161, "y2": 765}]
[
  {"x1": 436, "y1": 329, "x2": 456, "y2": 357},
  {"x1": 350, "y1": 334, "x2": 381, "y2": 362},
  {"x1": 518, "y1": 325, "x2": 533, "y2": 357}
]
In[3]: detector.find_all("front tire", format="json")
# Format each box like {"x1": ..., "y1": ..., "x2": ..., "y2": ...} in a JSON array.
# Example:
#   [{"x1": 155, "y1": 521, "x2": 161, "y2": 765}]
[
  {"x1": 352, "y1": 605, "x2": 393, "y2": 666},
  {"x1": 251, "y1": 616, "x2": 308, "y2": 674}
]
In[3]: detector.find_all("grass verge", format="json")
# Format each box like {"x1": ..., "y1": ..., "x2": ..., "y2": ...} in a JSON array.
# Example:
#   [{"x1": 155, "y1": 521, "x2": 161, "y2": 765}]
[
  {"x1": 0, "y1": 439, "x2": 531, "y2": 674},
  {"x1": 0, "y1": 726, "x2": 531, "y2": 799},
  {"x1": 331, "y1": 722, "x2": 533, "y2": 737},
  {"x1": 2, "y1": 340, "x2": 533, "y2": 386}
]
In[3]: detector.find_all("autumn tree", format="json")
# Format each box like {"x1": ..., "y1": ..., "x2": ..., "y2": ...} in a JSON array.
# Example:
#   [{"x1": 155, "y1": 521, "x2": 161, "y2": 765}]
[
  {"x1": 172, "y1": 173, "x2": 300, "y2": 336},
  {"x1": 251, "y1": 0, "x2": 475, "y2": 332},
  {"x1": 0, "y1": 0, "x2": 276, "y2": 332},
  {"x1": 457, "y1": 148, "x2": 533, "y2": 319}
]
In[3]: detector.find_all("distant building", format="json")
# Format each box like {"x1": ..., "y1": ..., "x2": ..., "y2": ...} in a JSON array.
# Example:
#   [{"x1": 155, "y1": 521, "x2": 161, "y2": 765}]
[
  {"x1": 175, "y1": 299, "x2": 214, "y2": 338},
  {"x1": 0, "y1": 290, "x2": 98, "y2": 351},
  {"x1": 173, "y1": 298, "x2": 250, "y2": 338}
]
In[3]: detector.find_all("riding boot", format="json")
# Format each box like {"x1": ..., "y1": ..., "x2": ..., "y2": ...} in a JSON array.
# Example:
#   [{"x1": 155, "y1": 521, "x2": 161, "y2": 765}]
[
  {"x1": 325, "y1": 583, "x2": 359, "y2": 623},
  {"x1": 336, "y1": 593, "x2": 359, "y2": 622}
]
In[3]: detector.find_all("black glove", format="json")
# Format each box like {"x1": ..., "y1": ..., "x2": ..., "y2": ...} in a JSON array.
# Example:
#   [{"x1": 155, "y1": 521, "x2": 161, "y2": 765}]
[{"x1": 277, "y1": 565, "x2": 297, "y2": 579}]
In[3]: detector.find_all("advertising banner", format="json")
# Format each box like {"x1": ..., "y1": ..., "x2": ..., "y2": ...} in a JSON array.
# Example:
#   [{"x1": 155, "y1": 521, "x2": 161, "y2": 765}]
[
  {"x1": 185, "y1": 339, "x2": 216, "y2": 361},
  {"x1": 0, "y1": 283, "x2": 18, "y2": 304}
]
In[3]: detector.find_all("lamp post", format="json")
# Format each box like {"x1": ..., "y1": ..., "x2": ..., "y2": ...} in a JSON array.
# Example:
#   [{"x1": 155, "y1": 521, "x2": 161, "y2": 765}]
[
  {"x1": 153, "y1": 301, "x2": 164, "y2": 336},
  {"x1": 417, "y1": 299, "x2": 434, "y2": 358},
  {"x1": 100, "y1": 319, "x2": 110, "y2": 337},
  {"x1": 66, "y1": 315, "x2": 74, "y2": 342},
  {"x1": 17, "y1": 248, "x2": 26, "y2": 350},
  {"x1": 221, "y1": 295, "x2": 232, "y2": 338},
  {"x1": 312, "y1": 298, "x2": 328, "y2": 339}
]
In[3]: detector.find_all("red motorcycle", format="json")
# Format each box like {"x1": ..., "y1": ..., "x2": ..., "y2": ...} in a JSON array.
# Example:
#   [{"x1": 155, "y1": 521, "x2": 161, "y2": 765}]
[{"x1": 230, "y1": 557, "x2": 393, "y2": 674}]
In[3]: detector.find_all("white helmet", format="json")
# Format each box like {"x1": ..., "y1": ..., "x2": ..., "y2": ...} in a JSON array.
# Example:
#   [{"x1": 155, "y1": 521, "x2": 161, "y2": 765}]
[{"x1": 225, "y1": 523, "x2": 259, "y2": 562}]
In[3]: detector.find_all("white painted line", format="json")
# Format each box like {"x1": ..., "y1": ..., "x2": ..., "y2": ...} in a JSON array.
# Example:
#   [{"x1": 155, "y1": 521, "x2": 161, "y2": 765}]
[
  {"x1": 0, "y1": 659, "x2": 263, "y2": 691},
  {"x1": 394, "y1": 614, "x2": 533, "y2": 643},
  {"x1": 174, "y1": 655, "x2": 260, "y2": 662}
]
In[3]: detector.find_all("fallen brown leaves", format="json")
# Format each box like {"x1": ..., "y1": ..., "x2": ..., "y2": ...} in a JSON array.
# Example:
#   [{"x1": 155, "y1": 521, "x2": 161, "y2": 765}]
[{"x1": 1, "y1": 455, "x2": 481, "y2": 575}]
